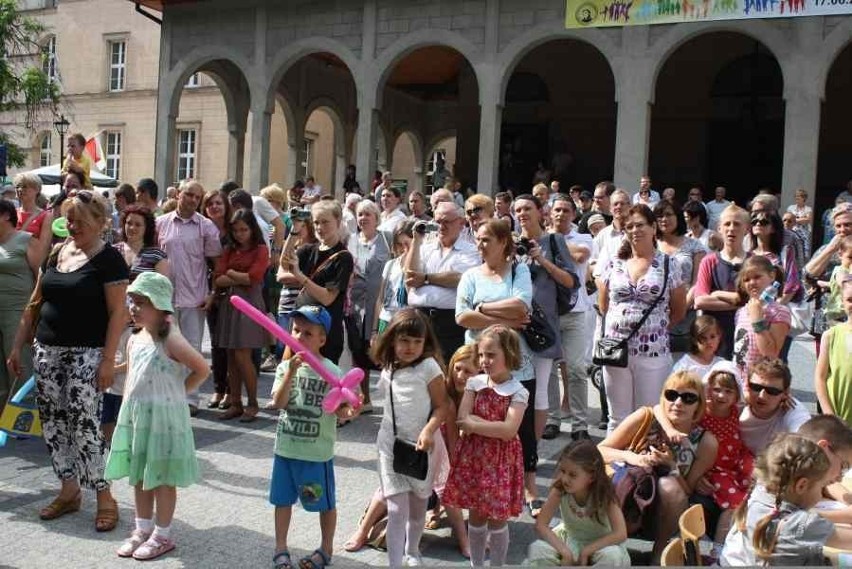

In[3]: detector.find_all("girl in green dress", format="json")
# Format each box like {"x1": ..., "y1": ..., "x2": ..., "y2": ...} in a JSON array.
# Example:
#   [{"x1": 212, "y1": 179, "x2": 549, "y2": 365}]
[
  {"x1": 105, "y1": 272, "x2": 210, "y2": 561},
  {"x1": 527, "y1": 440, "x2": 631, "y2": 566}
]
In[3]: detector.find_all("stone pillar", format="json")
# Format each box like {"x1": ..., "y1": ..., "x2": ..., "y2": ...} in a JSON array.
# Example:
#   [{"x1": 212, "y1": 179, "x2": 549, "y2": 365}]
[
  {"x1": 355, "y1": 91, "x2": 379, "y2": 192},
  {"x1": 227, "y1": 123, "x2": 246, "y2": 186},
  {"x1": 247, "y1": 103, "x2": 272, "y2": 192},
  {"x1": 477, "y1": 68, "x2": 502, "y2": 196},
  {"x1": 154, "y1": 20, "x2": 176, "y2": 190}
]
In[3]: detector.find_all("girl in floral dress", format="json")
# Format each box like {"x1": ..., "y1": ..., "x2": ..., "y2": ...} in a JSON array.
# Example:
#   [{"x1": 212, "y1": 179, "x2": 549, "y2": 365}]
[{"x1": 443, "y1": 325, "x2": 528, "y2": 567}]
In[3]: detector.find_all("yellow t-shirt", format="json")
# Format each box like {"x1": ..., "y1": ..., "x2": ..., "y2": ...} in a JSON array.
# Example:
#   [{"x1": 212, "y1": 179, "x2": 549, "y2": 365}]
[{"x1": 62, "y1": 153, "x2": 92, "y2": 188}]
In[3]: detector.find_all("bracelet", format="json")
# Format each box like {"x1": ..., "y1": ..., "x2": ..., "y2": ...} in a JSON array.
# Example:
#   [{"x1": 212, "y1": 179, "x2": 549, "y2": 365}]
[
  {"x1": 300, "y1": 275, "x2": 309, "y2": 286},
  {"x1": 752, "y1": 319, "x2": 770, "y2": 333}
]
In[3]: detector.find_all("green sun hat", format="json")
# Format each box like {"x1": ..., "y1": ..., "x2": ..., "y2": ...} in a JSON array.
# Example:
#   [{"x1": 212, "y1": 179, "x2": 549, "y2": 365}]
[
  {"x1": 51, "y1": 217, "x2": 68, "y2": 238},
  {"x1": 127, "y1": 271, "x2": 174, "y2": 313}
]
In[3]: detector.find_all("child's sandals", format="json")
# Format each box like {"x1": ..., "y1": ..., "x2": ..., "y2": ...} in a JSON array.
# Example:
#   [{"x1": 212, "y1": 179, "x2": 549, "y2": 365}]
[
  {"x1": 273, "y1": 549, "x2": 292, "y2": 569},
  {"x1": 299, "y1": 548, "x2": 331, "y2": 569}
]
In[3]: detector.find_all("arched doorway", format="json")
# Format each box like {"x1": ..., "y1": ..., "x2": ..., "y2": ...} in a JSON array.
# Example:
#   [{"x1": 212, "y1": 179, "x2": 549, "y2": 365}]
[
  {"x1": 391, "y1": 131, "x2": 424, "y2": 193},
  {"x1": 650, "y1": 33, "x2": 785, "y2": 203},
  {"x1": 816, "y1": 42, "x2": 852, "y2": 244},
  {"x1": 379, "y1": 45, "x2": 479, "y2": 194},
  {"x1": 501, "y1": 39, "x2": 616, "y2": 194}
]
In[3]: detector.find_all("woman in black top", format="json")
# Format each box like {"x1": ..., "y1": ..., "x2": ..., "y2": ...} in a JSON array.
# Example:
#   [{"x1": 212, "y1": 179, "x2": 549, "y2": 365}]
[
  {"x1": 281, "y1": 200, "x2": 353, "y2": 364},
  {"x1": 9, "y1": 190, "x2": 129, "y2": 533}
]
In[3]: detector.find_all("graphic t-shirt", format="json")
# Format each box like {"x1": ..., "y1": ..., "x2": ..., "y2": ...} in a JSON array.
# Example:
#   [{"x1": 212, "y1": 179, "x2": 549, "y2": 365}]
[{"x1": 273, "y1": 357, "x2": 342, "y2": 462}]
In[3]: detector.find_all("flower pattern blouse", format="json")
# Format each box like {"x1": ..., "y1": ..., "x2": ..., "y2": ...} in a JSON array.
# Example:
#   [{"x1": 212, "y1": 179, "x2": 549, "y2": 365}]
[{"x1": 603, "y1": 251, "x2": 683, "y2": 357}]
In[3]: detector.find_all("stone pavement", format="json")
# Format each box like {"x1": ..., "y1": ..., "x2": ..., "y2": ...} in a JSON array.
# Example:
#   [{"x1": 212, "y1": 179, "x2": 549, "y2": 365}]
[{"x1": 0, "y1": 337, "x2": 817, "y2": 568}]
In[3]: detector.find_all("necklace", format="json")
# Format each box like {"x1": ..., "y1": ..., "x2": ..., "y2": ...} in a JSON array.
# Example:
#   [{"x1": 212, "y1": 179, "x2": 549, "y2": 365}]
[{"x1": 566, "y1": 495, "x2": 590, "y2": 520}]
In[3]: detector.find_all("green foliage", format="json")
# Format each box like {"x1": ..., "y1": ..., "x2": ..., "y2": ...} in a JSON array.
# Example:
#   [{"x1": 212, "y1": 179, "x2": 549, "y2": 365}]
[{"x1": 0, "y1": 0, "x2": 59, "y2": 168}]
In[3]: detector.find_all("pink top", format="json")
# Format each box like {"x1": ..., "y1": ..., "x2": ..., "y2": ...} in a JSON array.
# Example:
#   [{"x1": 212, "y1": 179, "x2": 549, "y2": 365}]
[
  {"x1": 155, "y1": 211, "x2": 222, "y2": 308},
  {"x1": 17, "y1": 208, "x2": 47, "y2": 237},
  {"x1": 733, "y1": 302, "x2": 791, "y2": 380}
]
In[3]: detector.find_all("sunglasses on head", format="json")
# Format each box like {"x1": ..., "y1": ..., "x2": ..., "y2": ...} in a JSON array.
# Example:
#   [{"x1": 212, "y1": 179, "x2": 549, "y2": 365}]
[
  {"x1": 74, "y1": 190, "x2": 94, "y2": 203},
  {"x1": 663, "y1": 389, "x2": 700, "y2": 405},
  {"x1": 751, "y1": 216, "x2": 770, "y2": 226},
  {"x1": 465, "y1": 206, "x2": 484, "y2": 217},
  {"x1": 748, "y1": 382, "x2": 784, "y2": 396}
]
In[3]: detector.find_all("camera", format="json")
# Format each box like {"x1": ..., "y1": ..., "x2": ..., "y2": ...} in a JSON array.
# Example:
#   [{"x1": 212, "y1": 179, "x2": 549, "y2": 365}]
[
  {"x1": 513, "y1": 235, "x2": 534, "y2": 256},
  {"x1": 290, "y1": 207, "x2": 312, "y2": 222},
  {"x1": 414, "y1": 220, "x2": 439, "y2": 235}
]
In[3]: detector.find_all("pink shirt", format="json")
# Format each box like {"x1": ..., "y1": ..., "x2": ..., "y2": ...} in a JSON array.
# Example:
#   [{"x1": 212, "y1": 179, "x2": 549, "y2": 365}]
[{"x1": 156, "y1": 211, "x2": 222, "y2": 308}]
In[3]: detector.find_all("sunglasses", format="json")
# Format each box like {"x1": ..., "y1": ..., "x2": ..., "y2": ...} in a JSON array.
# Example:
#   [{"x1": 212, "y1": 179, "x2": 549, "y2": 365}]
[
  {"x1": 73, "y1": 190, "x2": 94, "y2": 203},
  {"x1": 465, "y1": 206, "x2": 484, "y2": 217},
  {"x1": 748, "y1": 382, "x2": 785, "y2": 397},
  {"x1": 751, "y1": 217, "x2": 770, "y2": 226},
  {"x1": 663, "y1": 389, "x2": 700, "y2": 405}
]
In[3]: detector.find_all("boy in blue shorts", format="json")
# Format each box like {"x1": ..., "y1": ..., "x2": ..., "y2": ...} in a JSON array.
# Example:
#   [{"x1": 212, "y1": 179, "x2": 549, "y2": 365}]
[{"x1": 269, "y1": 305, "x2": 357, "y2": 569}]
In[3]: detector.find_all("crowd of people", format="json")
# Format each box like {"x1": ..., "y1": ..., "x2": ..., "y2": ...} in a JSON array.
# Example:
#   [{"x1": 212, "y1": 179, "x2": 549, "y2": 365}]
[{"x1": 4, "y1": 142, "x2": 852, "y2": 567}]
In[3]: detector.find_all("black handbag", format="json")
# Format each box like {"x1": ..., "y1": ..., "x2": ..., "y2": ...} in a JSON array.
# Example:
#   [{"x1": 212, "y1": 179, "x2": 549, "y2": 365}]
[
  {"x1": 389, "y1": 370, "x2": 429, "y2": 480},
  {"x1": 549, "y1": 233, "x2": 579, "y2": 315},
  {"x1": 511, "y1": 262, "x2": 557, "y2": 353},
  {"x1": 593, "y1": 256, "x2": 670, "y2": 368}
]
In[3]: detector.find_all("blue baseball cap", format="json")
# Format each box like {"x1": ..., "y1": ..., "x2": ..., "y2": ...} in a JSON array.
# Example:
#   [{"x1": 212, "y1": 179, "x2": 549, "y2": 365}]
[{"x1": 286, "y1": 305, "x2": 331, "y2": 334}]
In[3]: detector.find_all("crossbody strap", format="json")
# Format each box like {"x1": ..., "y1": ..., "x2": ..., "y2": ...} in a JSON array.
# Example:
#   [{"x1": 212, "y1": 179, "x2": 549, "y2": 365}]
[
  {"x1": 623, "y1": 255, "x2": 670, "y2": 343},
  {"x1": 388, "y1": 368, "x2": 398, "y2": 437}
]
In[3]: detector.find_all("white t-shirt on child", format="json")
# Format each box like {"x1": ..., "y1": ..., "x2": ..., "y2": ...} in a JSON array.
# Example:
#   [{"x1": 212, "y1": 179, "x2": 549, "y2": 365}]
[{"x1": 672, "y1": 353, "x2": 725, "y2": 379}]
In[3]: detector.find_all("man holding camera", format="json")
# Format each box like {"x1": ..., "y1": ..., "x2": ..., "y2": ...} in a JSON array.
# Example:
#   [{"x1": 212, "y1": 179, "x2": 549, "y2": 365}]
[{"x1": 404, "y1": 202, "x2": 479, "y2": 358}]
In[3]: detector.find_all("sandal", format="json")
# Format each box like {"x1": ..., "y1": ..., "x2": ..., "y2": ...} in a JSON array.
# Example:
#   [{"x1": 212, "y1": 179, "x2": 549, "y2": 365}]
[
  {"x1": 273, "y1": 549, "x2": 292, "y2": 569},
  {"x1": 219, "y1": 405, "x2": 244, "y2": 420},
  {"x1": 343, "y1": 531, "x2": 368, "y2": 552},
  {"x1": 207, "y1": 395, "x2": 224, "y2": 409},
  {"x1": 117, "y1": 529, "x2": 152, "y2": 557},
  {"x1": 299, "y1": 548, "x2": 331, "y2": 569},
  {"x1": 527, "y1": 499, "x2": 545, "y2": 519},
  {"x1": 132, "y1": 534, "x2": 175, "y2": 560},
  {"x1": 95, "y1": 498, "x2": 119, "y2": 532},
  {"x1": 39, "y1": 491, "x2": 81, "y2": 520},
  {"x1": 239, "y1": 406, "x2": 259, "y2": 423}
]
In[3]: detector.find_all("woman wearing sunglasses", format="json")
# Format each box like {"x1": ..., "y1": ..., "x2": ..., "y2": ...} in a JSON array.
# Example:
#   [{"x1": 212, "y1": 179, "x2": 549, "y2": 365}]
[
  {"x1": 749, "y1": 211, "x2": 802, "y2": 305},
  {"x1": 598, "y1": 371, "x2": 717, "y2": 564},
  {"x1": 460, "y1": 194, "x2": 495, "y2": 246}
]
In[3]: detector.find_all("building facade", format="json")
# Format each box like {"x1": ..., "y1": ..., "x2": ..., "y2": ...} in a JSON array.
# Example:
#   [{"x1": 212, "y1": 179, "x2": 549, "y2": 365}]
[{"x1": 141, "y1": 0, "x2": 850, "y2": 214}]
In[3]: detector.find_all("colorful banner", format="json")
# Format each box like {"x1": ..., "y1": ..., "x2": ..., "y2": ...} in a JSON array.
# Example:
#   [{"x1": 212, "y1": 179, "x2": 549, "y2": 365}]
[{"x1": 566, "y1": 0, "x2": 852, "y2": 28}]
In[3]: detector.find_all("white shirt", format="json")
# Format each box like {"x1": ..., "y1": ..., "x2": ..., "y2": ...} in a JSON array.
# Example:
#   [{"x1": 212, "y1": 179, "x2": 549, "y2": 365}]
[
  {"x1": 407, "y1": 237, "x2": 480, "y2": 310},
  {"x1": 632, "y1": 189, "x2": 660, "y2": 204},
  {"x1": 561, "y1": 229, "x2": 594, "y2": 312},
  {"x1": 591, "y1": 223, "x2": 626, "y2": 279},
  {"x1": 705, "y1": 199, "x2": 730, "y2": 232},
  {"x1": 252, "y1": 195, "x2": 278, "y2": 250},
  {"x1": 378, "y1": 208, "x2": 406, "y2": 233},
  {"x1": 342, "y1": 209, "x2": 357, "y2": 236},
  {"x1": 739, "y1": 399, "x2": 811, "y2": 455}
]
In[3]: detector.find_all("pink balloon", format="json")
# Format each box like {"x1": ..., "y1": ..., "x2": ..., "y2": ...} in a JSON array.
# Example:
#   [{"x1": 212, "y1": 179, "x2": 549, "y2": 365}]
[{"x1": 229, "y1": 296, "x2": 364, "y2": 412}]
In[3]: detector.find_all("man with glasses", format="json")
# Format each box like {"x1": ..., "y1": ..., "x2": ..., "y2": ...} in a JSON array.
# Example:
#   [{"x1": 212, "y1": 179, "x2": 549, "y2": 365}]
[
  {"x1": 156, "y1": 179, "x2": 222, "y2": 415},
  {"x1": 591, "y1": 188, "x2": 631, "y2": 281},
  {"x1": 404, "y1": 202, "x2": 479, "y2": 359},
  {"x1": 739, "y1": 359, "x2": 810, "y2": 455},
  {"x1": 577, "y1": 180, "x2": 615, "y2": 234}
]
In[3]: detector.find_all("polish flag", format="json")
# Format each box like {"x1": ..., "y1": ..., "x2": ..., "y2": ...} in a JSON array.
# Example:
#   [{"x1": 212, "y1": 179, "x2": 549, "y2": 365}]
[{"x1": 85, "y1": 131, "x2": 107, "y2": 171}]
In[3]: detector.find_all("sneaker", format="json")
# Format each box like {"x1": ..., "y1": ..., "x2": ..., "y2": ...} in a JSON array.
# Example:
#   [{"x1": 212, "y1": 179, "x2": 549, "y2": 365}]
[
  {"x1": 116, "y1": 529, "x2": 152, "y2": 558},
  {"x1": 260, "y1": 355, "x2": 279, "y2": 372},
  {"x1": 542, "y1": 424, "x2": 560, "y2": 440},
  {"x1": 132, "y1": 534, "x2": 176, "y2": 561},
  {"x1": 403, "y1": 554, "x2": 423, "y2": 566}
]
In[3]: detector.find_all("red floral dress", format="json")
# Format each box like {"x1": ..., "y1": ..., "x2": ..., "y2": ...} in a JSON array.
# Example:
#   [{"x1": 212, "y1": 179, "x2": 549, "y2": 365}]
[
  {"x1": 700, "y1": 411, "x2": 754, "y2": 510},
  {"x1": 442, "y1": 379, "x2": 525, "y2": 520}
]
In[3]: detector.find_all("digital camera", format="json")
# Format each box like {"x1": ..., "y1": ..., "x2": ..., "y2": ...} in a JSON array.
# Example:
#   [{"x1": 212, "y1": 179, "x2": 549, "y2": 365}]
[{"x1": 290, "y1": 207, "x2": 312, "y2": 222}]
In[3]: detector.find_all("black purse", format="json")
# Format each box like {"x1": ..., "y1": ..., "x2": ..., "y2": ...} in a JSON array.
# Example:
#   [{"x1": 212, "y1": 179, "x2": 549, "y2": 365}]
[
  {"x1": 549, "y1": 233, "x2": 579, "y2": 315},
  {"x1": 593, "y1": 256, "x2": 670, "y2": 368},
  {"x1": 511, "y1": 262, "x2": 557, "y2": 353},
  {"x1": 389, "y1": 370, "x2": 429, "y2": 481}
]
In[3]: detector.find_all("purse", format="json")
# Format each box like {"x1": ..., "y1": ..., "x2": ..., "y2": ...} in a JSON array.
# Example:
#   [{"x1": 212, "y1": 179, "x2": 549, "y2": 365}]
[
  {"x1": 389, "y1": 370, "x2": 429, "y2": 481},
  {"x1": 593, "y1": 255, "x2": 670, "y2": 368},
  {"x1": 608, "y1": 407, "x2": 657, "y2": 534},
  {"x1": 511, "y1": 262, "x2": 557, "y2": 353},
  {"x1": 549, "y1": 233, "x2": 579, "y2": 315}
]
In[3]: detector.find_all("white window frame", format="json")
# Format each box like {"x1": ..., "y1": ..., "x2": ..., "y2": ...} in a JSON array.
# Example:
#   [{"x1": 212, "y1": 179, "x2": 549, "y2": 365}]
[
  {"x1": 105, "y1": 131, "x2": 122, "y2": 179},
  {"x1": 185, "y1": 72, "x2": 200, "y2": 88},
  {"x1": 108, "y1": 39, "x2": 127, "y2": 92},
  {"x1": 301, "y1": 136, "x2": 315, "y2": 180},
  {"x1": 42, "y1": 36, "x2": 57, "y2": 83},
  {"x1": 39, "y1": 132, "x2": 52, "y2": 167},
  {"x1": 176, "y1": 128, "x2": 197, "y2": 181}
]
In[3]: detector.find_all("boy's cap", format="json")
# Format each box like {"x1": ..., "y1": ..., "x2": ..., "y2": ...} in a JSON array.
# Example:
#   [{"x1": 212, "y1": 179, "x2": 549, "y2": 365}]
[
  {"x1": 127, "y1": 271, "x2": 174, "y2": 313},
  {"x1": 287, "y1": 305, "x2": 331, "y2": 334},
  {"x1": 587, "y1": 213, "x2": 606, "y2": 227}
]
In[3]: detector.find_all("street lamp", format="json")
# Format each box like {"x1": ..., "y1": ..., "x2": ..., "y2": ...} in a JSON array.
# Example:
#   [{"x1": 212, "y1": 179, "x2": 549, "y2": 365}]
[{"x1": 53, "y1": 114, "x2": 70, "y2": 165}]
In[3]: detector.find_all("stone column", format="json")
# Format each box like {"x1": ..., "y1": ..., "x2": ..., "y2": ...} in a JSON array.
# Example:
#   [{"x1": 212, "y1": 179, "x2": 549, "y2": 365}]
[
  {"x1": 247, "y1": 102, "x2": 272, "y2": 192},
  {"x1": 355, "y1": 89, "x2": 379, "y2": 192},
  {"x1": 154, "y1": 20, "x2": 176, "y2": 189},
  {"x1": 477, "y1": 67, "x2": 502, "y2": 196},
  {"x1": 226, "y1": 122, "x2": 246, "y2": 186}
]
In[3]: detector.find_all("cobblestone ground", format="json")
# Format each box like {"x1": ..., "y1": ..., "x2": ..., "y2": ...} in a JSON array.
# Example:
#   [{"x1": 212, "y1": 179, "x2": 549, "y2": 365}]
[{"x1": 0, "y1": 336, "x2": 816, "y2": 568}]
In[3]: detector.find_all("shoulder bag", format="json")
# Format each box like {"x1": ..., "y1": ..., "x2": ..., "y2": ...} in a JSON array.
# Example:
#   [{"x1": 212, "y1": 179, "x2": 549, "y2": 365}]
[
  {"x1": 511, "y1": 262, "x2": 557, "y2": 353},
  {"x1": 593, "y1": 255, "x2": 669, "y2": 368},
  {"x1": 610, "y1": 406, "x2": 657, "y2": 535},
  {"x1": 389, "y1": 369, "x2": 429, "y2": 481},
  {"x1": 548, "y1": 233, "x2": 579, "y2": 315}
]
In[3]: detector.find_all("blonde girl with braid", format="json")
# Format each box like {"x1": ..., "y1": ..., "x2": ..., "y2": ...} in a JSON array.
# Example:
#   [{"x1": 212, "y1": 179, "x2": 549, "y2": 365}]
[{"x1": 720, "y1": 433, "x2": 852, "y2": 566}]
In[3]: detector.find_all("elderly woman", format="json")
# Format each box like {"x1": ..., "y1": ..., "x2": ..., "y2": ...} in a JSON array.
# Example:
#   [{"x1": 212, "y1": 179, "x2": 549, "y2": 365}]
[
  {"x1": 114, "y1": 205, "x2": 169, "y2": 281},
  {"x1": 597, "y1": 204, "x2": 687, "y2": 433},
  {"x1": 378, "y1": 186, "x2": 406, "y2": 234},
  {"x1": 281, "y1": 200, "x2": 354, "y2": 364},
  {"x1": 513, "y1": 194, "x2": 579, "y2": 442},
  {"x1": 9, "y1": 190, "x2": 128, "y2": 532},
  {"x1": 13, "y1": 172, "x2": 53, "y2": 263},
  {"x1": 598, "y1": 371, "x2": 718, "y2": 564},
  {"x1": 0, "y1": 199, "x2": 40, "y2": 410},
  {"x1": 655, "y1": 200, "x2": 706, "y2": 356},
  {"x1": 461, "y1": 194, "x2": 495, "y2": 245},
  {"x1": 456, "y1": 218, "x2": 544, "y2": 516},
  {"x1": 347, "y1": 200, "x2": 391, "y2": 408}
]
